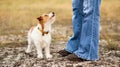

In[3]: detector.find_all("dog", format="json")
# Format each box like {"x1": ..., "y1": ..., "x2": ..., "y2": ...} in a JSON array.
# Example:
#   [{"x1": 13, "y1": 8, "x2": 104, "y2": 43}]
[{"x1": 26, "y1": 12, "x2": 55, "y2": 59}]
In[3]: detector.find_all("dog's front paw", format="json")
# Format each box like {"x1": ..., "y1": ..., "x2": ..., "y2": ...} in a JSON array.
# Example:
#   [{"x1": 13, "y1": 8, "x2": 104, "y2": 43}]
[
  {"x1": 37, "y1": 55, "x2": 43, "y2": 59},
  {"x1": 25, "y1": 50, "x2": 31, "y2": 53},
  {"x1": 46, "y1": 54, "x2": 53, "y2": 59}
]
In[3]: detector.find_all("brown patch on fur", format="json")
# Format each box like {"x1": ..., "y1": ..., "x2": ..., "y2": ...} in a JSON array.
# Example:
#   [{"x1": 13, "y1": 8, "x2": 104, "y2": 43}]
[{"x1": 37, "y1": 15, "x2": 49, "y2": 36}]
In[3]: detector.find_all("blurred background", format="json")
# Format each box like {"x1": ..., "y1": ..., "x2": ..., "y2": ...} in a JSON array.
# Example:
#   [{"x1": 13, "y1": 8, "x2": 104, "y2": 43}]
[{"x1": 0, "y1": 0, "x2": 120, "y2": 49}]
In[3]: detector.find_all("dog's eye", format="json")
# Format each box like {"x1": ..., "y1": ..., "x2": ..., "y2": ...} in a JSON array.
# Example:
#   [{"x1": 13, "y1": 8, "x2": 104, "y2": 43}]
[{"x1": 44, "y1": 15, "x2": 48, "y2": 16}]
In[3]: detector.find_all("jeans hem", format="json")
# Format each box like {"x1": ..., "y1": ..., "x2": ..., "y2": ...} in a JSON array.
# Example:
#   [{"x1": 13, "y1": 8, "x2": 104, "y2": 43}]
[
  {"x1": 74, "y1": 51, "x2": 99, "y2": 61},
  {"x1": 65, "y1": 48, "x2": 73, "y2": 54}
]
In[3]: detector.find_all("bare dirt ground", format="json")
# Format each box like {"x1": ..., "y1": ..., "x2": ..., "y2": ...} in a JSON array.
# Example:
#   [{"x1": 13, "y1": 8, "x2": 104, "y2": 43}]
[
  {"x1": 0, "y1": 41, "x2": 120, "y2": 67},
  {"x1": 0, "y1": 25, "x2": 120, "y2": 67}
]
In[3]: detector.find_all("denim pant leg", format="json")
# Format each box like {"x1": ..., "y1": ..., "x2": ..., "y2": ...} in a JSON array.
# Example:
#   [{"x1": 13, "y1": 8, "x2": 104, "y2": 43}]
[
  {"x1": 74, "y1": 0, "x2": 101, "y2": 60},
  {"x1": 65, "y1": 0, "x2": 84, "y2": 53}
]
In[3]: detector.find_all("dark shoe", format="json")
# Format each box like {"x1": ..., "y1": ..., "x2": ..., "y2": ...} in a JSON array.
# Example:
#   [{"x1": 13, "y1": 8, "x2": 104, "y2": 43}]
[
  {"x1": 58, "y1": 50, "x2": 71, "y2": 57},
  {"x1": 66, "y1": 54, "x2": 87, "y2": 61}
]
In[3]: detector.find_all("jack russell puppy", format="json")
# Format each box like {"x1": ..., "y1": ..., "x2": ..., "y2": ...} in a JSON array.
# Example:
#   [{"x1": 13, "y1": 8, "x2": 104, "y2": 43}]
[{"x1": 26, "y1": 12, "x2": 55, "y2": 59}]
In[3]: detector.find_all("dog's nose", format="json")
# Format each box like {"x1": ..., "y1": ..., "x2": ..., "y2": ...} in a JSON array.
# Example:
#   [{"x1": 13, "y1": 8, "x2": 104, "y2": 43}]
[
  {"x1": 51, "y1": 12, "x2": 55, "y2": 17},
  {"x1": 52, "y1": 12, "x2": 55, "y2": 15}
]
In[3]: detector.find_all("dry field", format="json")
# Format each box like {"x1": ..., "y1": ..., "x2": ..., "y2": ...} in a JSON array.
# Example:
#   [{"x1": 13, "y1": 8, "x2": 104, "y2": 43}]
[
  {"x1": 0, "y1": 0, "x2": 119, "y2": 34},
  {"x1": 0, "y1": 0, "x2": 72, "y2": 35},
  {"x1": 0, "y1": 0, "x2": 120, "y2": 67},
  {"x1": 0, "y1": 0, "x2": 120, "y2": 48}
]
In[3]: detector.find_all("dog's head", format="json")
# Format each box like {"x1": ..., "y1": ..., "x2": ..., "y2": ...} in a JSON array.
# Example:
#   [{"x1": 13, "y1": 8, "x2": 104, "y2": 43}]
[{"x1": 37, "y1": 12, "x2": 55, "y2": 25}]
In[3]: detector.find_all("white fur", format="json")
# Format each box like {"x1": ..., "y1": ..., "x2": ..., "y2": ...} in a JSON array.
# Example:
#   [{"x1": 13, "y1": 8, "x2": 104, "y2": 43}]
[{"x1": 26, "y1": 12, "x2": 55, "y2": 59}]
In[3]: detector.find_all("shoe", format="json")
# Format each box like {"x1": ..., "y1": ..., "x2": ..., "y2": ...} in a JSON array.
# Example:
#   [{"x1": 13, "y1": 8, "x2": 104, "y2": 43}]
[
  {"x1": 66, "y1": 54, "x2": 87, "y2": 61},
  {"x1": 58, "y1": 50, "x2": 71, "y2": 57}
]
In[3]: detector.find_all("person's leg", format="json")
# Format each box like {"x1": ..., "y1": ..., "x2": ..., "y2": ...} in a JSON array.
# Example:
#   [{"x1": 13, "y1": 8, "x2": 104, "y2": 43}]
[
  {"x1": 65, "y1": 0, "x2": 84, "y2": 53},
  {"x1": 74, "y1": 0, "x2": 101, "y2": 60}
]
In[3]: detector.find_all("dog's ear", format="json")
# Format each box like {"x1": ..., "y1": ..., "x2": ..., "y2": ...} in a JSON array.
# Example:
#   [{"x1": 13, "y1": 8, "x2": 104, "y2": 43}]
[{"x1": 37, "y1": 16, "x2": 43, "y2": 21}]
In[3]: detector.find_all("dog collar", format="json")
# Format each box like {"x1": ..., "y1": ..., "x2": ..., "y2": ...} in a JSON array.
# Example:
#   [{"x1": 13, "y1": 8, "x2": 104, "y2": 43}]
[{"x1": 38, "y1": 27, "x2": 49, "y2": 36}]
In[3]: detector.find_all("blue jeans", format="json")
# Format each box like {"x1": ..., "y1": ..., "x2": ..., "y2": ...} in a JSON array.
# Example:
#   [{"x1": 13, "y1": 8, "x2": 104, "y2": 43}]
[{"x1": 65, "y1": 0, "x2": 101, "y2": 60}]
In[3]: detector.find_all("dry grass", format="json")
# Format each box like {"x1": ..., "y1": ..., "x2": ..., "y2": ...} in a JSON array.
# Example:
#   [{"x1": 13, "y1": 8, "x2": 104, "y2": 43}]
[
  {"x1": 0, "y1": 0, "x2": 120, "y2": 35},
  {"x1": 100, "y1": 0, "x2": 120, "y2": 48},
  {"x1": 107, "y1": 41, "x2": 120, "y2": 50},
  {"x1": 101, "y1": 0, "x2": 120, "y2": 20},
  {"x1": 0, "y1": 0, "x2": 72, "y2": 35},
  {"x1": 0, "y1": 0, "x2": 120, "y2": 48}
]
